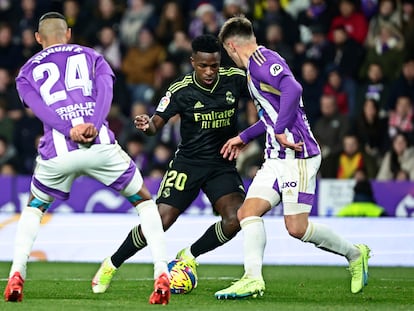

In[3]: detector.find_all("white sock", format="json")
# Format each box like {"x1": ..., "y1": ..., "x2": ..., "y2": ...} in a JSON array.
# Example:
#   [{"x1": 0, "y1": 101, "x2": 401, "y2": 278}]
[
  {"x1": 301, "y1": 222, "x2": 360, "y2": 262},
  {"x1": 10, "y1": 207, "x2": 44, "y2": 279},
  {"x1": 135, "y1": 200, "x2": 169, "y2": 278},
  {"x1": 240, "y1": 216, "x2": 266, "y2": 280}
]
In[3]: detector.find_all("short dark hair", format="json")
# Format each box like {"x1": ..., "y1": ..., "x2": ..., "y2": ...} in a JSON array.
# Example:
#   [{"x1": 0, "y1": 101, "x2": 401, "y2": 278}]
[
  {"x1": 218, "y1": 16, "x2": 253, "y2": 43},
  {"x1": 39, "y1": 12, "x2": 66, "y2": 24},
  {"x1": 191, "y1": 34, "x2": 220, "y2": 54}
]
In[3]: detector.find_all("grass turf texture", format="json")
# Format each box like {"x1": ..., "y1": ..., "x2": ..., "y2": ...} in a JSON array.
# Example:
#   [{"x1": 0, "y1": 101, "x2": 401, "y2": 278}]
[{"x1": 1, "y1": 262, "x2": 412, "y2": 311}]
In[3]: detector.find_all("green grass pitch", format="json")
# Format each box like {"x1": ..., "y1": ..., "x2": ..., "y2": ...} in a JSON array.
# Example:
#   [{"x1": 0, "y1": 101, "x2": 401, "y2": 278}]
[{"x1": 1, "y1": 262, "x2": 413, "y2": 311}]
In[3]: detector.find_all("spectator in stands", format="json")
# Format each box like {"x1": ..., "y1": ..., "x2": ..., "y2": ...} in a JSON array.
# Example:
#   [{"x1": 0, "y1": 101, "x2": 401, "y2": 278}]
[
  {"x1": 298, "y1": 24, "x2": 332, "y2": 71},
  {"x1": 394, "y1": 169, "x2": 410, "y2": 181},
  {"x1": 284, "y1": 0, "x2": 311, "y2": 19},
  {"x1": 12, "y1": 108, "x2": 42, "y2": 174},
  {"x1": 320, "y1": 133, "x2": 378, "y2": 179},
  {"x1": 0, "y1": 135, "x2": 17, "y2": 170},
  {"x1": 93, "y1": 24, "x2": 130, "y2": 117},
  {"x1": 296, "y1": 0, "x2": 334, "y2": 35},
  {"x1": 63, "y1": 0, "x2": 88, "y2": 45},
  {"x1": 326, "y1": 24, "x2": 365, "y2": 81},
  {"x1": 94, "y1": 26, "x2": 123, "y2": 71},
  {"x1": 125, "y1": 133, "x2": 149, "y2": 175},
  {"x1": 0, "y1": 22, "x2": 21, "y2": 73},
  {"x1": 387, "y1": 57, "x2": 414, "y2": 110},
  {"x1": 0, "y1": 0, "x2": 13, "y2": 25},
  {"x1": 337, "y1": 168, "x2": 387, "y2": 217},
  {"x1": 359, "y1": 21, "x2": 405, "y2": 82},
  {"x1": 377, "y1": 132, "x2": 414, "y2": 180},
  {"x1": 0, "y1": 67, "x2": 22, "y2": 121},
  {"x1": 356, "y1": 62, "x2": 390, "y2": 116},
  {"x1": 313, "y1": 94, "x2": 350, "y2": 158},
  {"x1": 146, "y1": 141, "x2": 175, "y2": 177},
  {"x1": 83, "y1": 0, "x2": 123, "y2": 46},
  {"x1": 255, "y1": 0, "x2": 301, "y2": 49},
  {"x1": 365, "y1": 0, "x2": 402, "y2": 49},
  {"x1": 118, "y1": 101, "x2": 151, "y2": 147},
  {"x1": 360, "y1": 0, "x2": 379, "y2": 20},
  {"x1": 354, "y1": 98, "x2": 389, "y2": 162},
  {"x1": 0, "y1": 160, "x2": 18, "y2": 175},
  {"x1": 323, "y1": 67, "x2": 349, "y2": 115},
  {"x1": 221, "y1": 0, "x2": 248, "y2": 20},
  {"x1": 155, "y1": 1, "x2": 186, "y2": 47},
  {"x1": 119, "y1": 0, "x2": 155, "y2": 47},
  {"x1": 188, "y1": 2, "x2": 224, "y2": 39},
  {"x1": 152, "y1": 59, "x2": 179, "y2": 112},
  {"x1": 325, "y1": 25, "x2": 364, "y2": 116},
  {"x1": 0, "y1": 99, "x2": 14, "y2": 143},
  {"x1": 387, "y1": 95, "x2": 414, "y2": 142},
  {"x1": 106, "y1": 104, "x2": 129, "y2": 140},
  {"x1": 121, "y1": 26, "x2": 166, "y2": 104},
  {"x1": 264, "y1": 22, "x2": 295, "y2": 68},
  {"x1": 17, "y1": 27, "x2": 41, "y2": 67},
  {"x1": 402, "y1": 0, "x2": 414, "y2": 57},
  {"x1": 10, "y1": 0, "x2": 39, "y2": 42},
  {"x1": 167, "y1": 30, "x2": 192, "y2": 75},
  {"x1": 328, "y1": 0, "x2": 369, "y2": 45},
  {"x1": 299, "y1": 60, "x2": 324, "y2": 127}
]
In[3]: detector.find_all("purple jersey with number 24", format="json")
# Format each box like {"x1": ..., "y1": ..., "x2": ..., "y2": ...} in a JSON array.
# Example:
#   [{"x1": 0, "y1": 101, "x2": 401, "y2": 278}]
[{"x1": 16, "y1": 44, "x2": 116, "y2": 160}]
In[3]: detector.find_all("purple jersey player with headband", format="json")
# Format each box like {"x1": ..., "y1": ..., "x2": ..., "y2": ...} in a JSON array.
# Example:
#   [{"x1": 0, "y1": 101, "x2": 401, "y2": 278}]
[
  {"x1": 4, "y1": 12, "x2": 171, "y2": 305},
  {"x1": 214, "y1": 16, "x2": 370, "y2": 299}
]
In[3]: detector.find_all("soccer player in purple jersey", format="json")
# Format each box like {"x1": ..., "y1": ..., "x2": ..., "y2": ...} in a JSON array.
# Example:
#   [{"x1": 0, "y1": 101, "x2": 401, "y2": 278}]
[
  {"x1": 214, "y1": 16, "x2": 371, "y2": 299},
  {"x1": 4, "y1": 12, "x2": 170, "y2": 305}
]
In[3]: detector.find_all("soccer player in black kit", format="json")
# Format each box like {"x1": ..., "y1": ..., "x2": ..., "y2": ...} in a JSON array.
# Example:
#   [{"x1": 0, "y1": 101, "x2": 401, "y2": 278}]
[{"x1": 92, "y1": 34, "x2": 250, "y2": 293}]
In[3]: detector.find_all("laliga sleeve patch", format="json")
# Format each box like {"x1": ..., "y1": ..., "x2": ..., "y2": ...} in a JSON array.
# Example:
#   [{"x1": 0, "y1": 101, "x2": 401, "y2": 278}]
[
  {"x1": 270, "y1": 63, "x2": 283, "y2": 76},
  {"x1": 156, "y1": 95, "x2": 170, "y2": 112}
]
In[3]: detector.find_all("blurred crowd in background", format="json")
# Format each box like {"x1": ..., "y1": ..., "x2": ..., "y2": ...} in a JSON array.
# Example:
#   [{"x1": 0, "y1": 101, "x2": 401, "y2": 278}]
[{"x1": 0, "y1": 0, "x2": 414, "y2": 183}]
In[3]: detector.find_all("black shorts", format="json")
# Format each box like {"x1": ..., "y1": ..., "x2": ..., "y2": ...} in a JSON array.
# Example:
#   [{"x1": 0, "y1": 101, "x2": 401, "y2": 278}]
[{"x1": 156, "y1": 158, "x2": 245, "y2": 213}]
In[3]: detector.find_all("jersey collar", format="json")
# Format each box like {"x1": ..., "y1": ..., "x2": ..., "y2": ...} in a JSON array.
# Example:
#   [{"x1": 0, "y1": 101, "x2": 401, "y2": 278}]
[{"x1": 192, "y1": 71, "x2": 220, "y2": 93}]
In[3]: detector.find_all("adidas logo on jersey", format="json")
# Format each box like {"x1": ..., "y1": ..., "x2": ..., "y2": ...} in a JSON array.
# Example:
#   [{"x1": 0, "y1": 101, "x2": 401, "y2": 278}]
[
  {"x1": 285, "y1": 189, "x2": 294, "y2": 196},
  {"x1": 194, "y1": 101, "x2": 204, "y2": 109}
]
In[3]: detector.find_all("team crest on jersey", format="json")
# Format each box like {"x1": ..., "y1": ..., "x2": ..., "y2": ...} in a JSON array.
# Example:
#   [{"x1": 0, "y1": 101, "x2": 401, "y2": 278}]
[
  {"x1": 162, "y1": 188, "x2": 171, "y2": 198},
  {"x1": 270, "y1": 63, "x2": 283, "y2": 76},
  {"x1": 156, "y1": 92, "x2": 171, "y2": 112},
  {"x1": 225, "y1": 91, "x2": 235, "y2": 105}
]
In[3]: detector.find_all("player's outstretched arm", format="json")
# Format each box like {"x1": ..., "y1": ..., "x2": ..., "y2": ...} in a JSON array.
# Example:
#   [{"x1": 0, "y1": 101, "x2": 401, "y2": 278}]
[
  {"x1": 134, "y1": 114, "x2": 165, "y2": 136},
  {"x1": 221, "y1": 136, "x2": 245, "y2": 161}
]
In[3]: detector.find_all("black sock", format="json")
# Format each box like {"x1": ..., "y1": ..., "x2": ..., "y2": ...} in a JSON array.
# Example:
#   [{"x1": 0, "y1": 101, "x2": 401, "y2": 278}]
[
  {"x1": 110, "y1": 225, "x2": 147, "y2": 268},
  {"x1": 190, "y1": 221, "x2": 232, "y2": 258}
]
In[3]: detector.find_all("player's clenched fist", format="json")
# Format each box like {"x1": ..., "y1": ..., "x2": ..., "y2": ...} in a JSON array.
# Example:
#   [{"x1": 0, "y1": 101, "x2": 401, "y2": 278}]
[
  {"x1": 70, "y1": 123, "x2": 98, "y2": 144},
  {"x1": 134, "y1": 114, "x2": 150, "y2": 131}
]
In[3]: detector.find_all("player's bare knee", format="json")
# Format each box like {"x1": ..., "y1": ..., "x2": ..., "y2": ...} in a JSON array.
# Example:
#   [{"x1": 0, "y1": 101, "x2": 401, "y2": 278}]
[
  {"x1": 286, "y1": 223, "x2": 307, "y2": 239},
  {"x1": 221, "y1": 214, "x2": 240, "y2": 233},
  {"x1": 237, "y1": 206, "x2": 253, "y2": 221}
]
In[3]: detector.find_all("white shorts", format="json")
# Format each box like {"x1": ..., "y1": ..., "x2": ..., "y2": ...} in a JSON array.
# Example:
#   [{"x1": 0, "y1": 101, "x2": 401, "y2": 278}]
[
  {"x1": 31, "y1": 143, "x2": 143, "y2": 203},
  {"x1": 245, "y1": 155, "x2": 321, "y2": 215}
]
